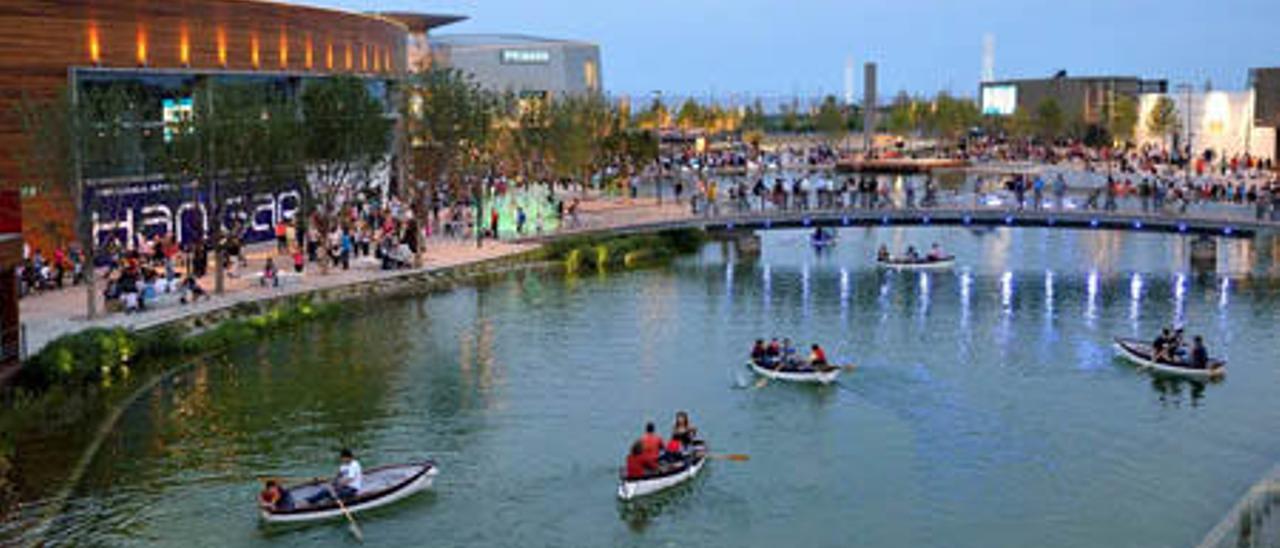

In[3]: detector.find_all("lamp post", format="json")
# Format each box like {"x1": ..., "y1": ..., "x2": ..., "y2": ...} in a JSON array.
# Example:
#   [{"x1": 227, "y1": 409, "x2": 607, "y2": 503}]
[
  {"x1": 652, "y1": 89, "x2": 663, "y2": 205},
  {"x1": 1177, "y1": 83, "x2": 1194, "y2": 185}
]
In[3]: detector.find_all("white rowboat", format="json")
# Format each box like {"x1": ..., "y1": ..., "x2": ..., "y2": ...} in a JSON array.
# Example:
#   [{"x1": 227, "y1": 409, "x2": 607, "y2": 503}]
[
  {"x1": 747, "y1": 360, "x2": 841, "y2": 384},
  {"x1": 260, "y1": 461, "x2": 438, "y2": 524},
  {"x1": 617, "y1": 443, "x2": 707, "y2": 501},
  {"x1": 876, "y1": 256, "x2": 956, "y2": 270},
  {"x1": 1113, "y1": 337, "x2": 1226, "y2": 380}
]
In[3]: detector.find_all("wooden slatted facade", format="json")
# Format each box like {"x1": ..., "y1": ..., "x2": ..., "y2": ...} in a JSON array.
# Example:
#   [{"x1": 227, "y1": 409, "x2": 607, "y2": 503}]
[{"x1": 0, "y1": 0, "x2": 413, "y2": 251}]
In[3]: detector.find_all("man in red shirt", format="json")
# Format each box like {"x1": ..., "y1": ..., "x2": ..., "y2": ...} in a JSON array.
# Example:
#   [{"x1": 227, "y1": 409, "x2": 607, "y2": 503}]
[{"x1": 639, "y1": 422, "x2": 663, "y2": 460}]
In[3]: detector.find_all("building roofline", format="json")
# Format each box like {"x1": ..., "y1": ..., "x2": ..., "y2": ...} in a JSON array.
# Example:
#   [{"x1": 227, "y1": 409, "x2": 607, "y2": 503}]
[
  {"x1": 429, "y1": 33, "x2": 597, "y2": 49},
  {"x1": 378, "y1": 12, "x2": 468, "y2": 33}
]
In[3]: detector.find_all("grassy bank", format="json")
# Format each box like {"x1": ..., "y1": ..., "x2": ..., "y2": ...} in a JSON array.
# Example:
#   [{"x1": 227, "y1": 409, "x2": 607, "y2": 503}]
[{"x1": 538, "y1": 228, "x2": 708, "y2": 274}]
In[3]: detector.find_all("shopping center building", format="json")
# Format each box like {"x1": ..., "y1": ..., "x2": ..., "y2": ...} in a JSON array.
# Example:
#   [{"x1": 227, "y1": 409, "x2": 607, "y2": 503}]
[
  {"x1": 428, "y1": 34, "x2": 602, "y2": 98},
  {"x1": 0, "y1": 0, "x2": 461, "y2": 253}
]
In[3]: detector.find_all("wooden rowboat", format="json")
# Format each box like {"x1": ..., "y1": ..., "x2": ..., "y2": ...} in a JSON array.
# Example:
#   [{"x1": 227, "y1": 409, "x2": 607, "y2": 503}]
[
  {"x1": 1113, "y1": 337, "x2": 1226, "y2": 380},
  {"x1": 747, "y1": 359, "x2": 841, "y2": 384},
  {"x1": 617, "y1": 442, "x2": 707, "y2": 501},
  {"x1": 259, "y1": 461, "x2": 438, "y2": 524}
]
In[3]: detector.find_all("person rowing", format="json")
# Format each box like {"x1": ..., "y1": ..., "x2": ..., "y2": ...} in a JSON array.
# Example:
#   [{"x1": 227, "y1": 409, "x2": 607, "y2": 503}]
[
  {"x1": 808, "y1": 344, "x2": 829, "y2": 369},
  {"x1": 1190, "y1": 336, "x2": 1209, "y2": 370},
  {"x1": 781, "y1": 338, "x2": 798, "y2": 363},
  {"x1": 665, "y1": 411, "x2": 700, "y2": 460},
  {"x1": 304, "y1": 448, "x2": 363, "y2": 506},
  {"x1": 904, "y1": 245, "x2": 920, "y2": 261},
  {"x1": 927, "y1": 242, "x2": 946, "y2": 260}
]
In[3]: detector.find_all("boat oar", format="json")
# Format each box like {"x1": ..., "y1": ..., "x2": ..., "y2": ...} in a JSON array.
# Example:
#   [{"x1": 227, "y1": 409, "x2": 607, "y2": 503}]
[
  {"x1": 754, "y1": 359, "x2": 787, "y2": 389},
  {"x1": 707, "y1": 453, "x2": 750, "y2": 462},
  {"x1": 327, "y1": 485, "x2": 364, "y2": 543}
]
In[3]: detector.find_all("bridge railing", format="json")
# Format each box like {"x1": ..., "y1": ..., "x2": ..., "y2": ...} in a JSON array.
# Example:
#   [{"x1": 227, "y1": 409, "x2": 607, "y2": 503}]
[{"x1": 1197, "y1": 465, "x2": 1280, "y2": 548}]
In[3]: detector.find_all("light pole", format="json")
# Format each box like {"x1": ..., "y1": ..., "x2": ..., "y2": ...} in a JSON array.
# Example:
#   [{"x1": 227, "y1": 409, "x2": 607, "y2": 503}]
[
  {"x1": 1176, "y1": 83, "x2": 1194, "y2": 185},
  {"x1": 651, "y1": 89, "x2": 663, "y2": 205}
]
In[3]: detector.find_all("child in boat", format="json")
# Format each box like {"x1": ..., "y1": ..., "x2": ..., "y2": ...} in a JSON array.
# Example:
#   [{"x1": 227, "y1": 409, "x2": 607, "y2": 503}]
[
  {"x1": 625, "y1": 440, "x2": 658, "y2": 479},
  {"x1": 258, "y1": 480, "x2": 295, "y2": 511}
]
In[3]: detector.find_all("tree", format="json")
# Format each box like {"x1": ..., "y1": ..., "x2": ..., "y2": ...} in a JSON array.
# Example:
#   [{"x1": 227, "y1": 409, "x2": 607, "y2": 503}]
[
  {"x1": 1107, "y1": 94, "x2": 1139, "y2": 144},
  {"x1": 403, "y1": 67, "x2": 495, "y2": 245},
  {"x1": 1146, "y1": 96, "x2": 1179, "y2": 145},
  {"x1": 931, "y1": 93, "x2": 980, "y2": 146},
  {"x1": 15, "y1": 83, "x2": 141, "y2": 317},
  {"x1": 676, "y1": 99, "x2": 703, "y2": 131},
  {"x1": 1034, "y1": 98, "x2": 1065, "y2": 142},
  {"x1": 300, "y1": 76, "x2": 392, "y2": 234},
  {"x1": 814, "y1": 95, "x2": 847, "y2": 147}
]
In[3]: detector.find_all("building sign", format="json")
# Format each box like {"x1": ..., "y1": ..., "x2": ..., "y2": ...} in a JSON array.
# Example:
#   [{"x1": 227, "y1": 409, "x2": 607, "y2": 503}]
[
  {"x1": 85, "y1": 178, "x2": 302, "y2": 250},
  {"x1": 981, "y1": 84, "x2": 1017, "y2": 116},
  {"x1": 500, "y1": 49, "x2": 551, "y2": 65}
]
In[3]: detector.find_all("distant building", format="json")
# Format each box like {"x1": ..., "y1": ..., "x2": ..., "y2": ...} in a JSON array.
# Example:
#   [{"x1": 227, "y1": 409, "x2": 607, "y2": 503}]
[
  {"x1": 1135, "y1": 90, "x2": 1274, "y2": 163},
  {"x1": 429, "y1": 34, "x2": 602, "y2": 97},
  {"x1": 1250, "y1": 68, "x2": 1280, "y2": 161},
  {"x1": 979, "y1": 73, "x2": 1168, "y2": 123}
]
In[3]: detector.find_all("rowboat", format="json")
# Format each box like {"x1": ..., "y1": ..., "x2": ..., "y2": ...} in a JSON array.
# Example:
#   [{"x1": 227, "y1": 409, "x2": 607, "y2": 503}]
[
  {"x1": 617, "y1": 442, "x2": 707, "y2": 501},
  {"x1": 260, "y1": 461, "x2": 439, "y2": 524},
  {"x1": 747, "y1": 359, "x2": 841, "y2": 384},
  {"x1": 876, "y1": 255, "x2": 955, "y2": 270},
  {"x1": 1112, "y1": 337, "x2": 1226, "y2": 380}
]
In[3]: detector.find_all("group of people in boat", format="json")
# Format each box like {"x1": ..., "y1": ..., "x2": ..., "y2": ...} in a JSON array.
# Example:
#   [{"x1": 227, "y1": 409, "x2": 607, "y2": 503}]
[
  {"x1": 749, "y1": 338, "x2": 830, "y2": 370},
  {"x1": 624, "y1": 412, "x2": 701, "y2": 480},
  {"x1": 1150, "y1": 326, "x2": 1212, "y2": 369},
  {"x1": 876, "y1": 242, "x2": 949, "y2": 263},
  {"x1": 259, "y1": 448, "x2": 364, "y2": 512}
]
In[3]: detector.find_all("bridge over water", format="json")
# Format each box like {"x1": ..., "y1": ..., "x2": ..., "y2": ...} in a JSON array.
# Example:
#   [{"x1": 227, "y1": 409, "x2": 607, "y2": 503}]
[{"x1": 556, "y1": 194, "x2": 1280, "y2": 241}]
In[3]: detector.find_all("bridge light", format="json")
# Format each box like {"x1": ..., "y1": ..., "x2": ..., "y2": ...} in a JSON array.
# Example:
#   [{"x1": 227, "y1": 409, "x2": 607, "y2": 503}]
[
  {"x1": 764, "y1": 219, "x2": 771, "y2": 228},
  {"x1": 842, "y1": 216, "x2": 849, "y2": 226},
  {"x1": 922, "y1": 216, "x2": 930, "y2": 224},
  {"x1": 1178, "y1": 223, "x2": 1188, "y2": 233},
  {"x1": 1090, "y1": 219, "x2": 1099, "y2": 228},
  {"x1": 1004, "y1": 215, "x2": 1013, "y2": 225},
  {"x1": 881, "y1": 216, "x2": 889, "y2": 225},
  {"x1": 1133, "y1": 221, "x2": 1143, "y2": 229},
  {"x1": 803, "y1": 217, "x2": 811, "y2": 226},
  {"x1": 1224, "y1": 226, "x2": 1233, "y2": 235},
  {"x1": 963, "y1": 215, "x2": 972, "y2": 225},
  {"x1": 726, "y1": 222, "x2": 735, "y2": 230},
  {"x1": 1047, "y1": 218, "x2": 1055, "y2": 226}
]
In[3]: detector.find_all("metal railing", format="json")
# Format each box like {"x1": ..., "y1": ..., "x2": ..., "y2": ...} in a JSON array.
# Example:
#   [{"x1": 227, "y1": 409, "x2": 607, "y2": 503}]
[{"x1": 1198, "y1": 465, "x2": 1280, "y2": 548}]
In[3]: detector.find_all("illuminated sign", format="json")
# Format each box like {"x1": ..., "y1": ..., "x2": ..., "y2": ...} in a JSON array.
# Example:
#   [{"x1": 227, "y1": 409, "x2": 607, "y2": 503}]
[
  {"x1": 501, "y1": 49, "x2": 551, "y2": 65},
  {"x1": 981, "y1": 84, "x2": 1017, "y2": 116},
  {"x1": 161, "y1": 97, "x2": 193, "y2": 143}
]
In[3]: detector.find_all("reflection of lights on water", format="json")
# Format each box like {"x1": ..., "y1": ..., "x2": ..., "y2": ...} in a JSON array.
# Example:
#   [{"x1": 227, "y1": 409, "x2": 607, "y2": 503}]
[
  {"x1": 1085, "y1": 269, "x2": 1099, "y2": 322},
  {"x1": 1044, "y1": 270, "x2": 1055, "y2": 316},
  {"x1": 801, "y1": 263, "x2": 811, "y2": 311},
  {"x1": 724, "y1": 261, "x2": 734, "y2": 302},
  {"x1": 1173, "y1": 273, "x2": 1186, "y2": 323},
  {"x1": 1129, "y1": 272, "x2": 1144, "y2": 321},
  {"x1": 1000, "y1": 271, "x2": 1013, "y2": 311},
  {"x1": 839, "y1": 268, "x2": 850, "y2": 316},
  {"x1": 1219, "y1": 277, "x2": 1230, "y2": 309},
  {"x1": 761, "y1": 264, "x2": 772, "y2": 308},
  {"x1": 919, "y1": 272, "x2": 931, "y2": 313}
]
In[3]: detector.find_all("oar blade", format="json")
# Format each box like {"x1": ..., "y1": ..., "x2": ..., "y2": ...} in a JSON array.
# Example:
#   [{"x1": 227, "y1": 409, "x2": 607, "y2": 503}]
[{"x1": 721, "y1": 454, "x2": 750, "y2": 462}]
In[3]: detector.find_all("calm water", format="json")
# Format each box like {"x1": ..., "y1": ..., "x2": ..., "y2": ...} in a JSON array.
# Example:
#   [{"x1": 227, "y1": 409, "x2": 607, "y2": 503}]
[{"x1": 8, "y1": 228, "x2": 1280, "y2": 547}]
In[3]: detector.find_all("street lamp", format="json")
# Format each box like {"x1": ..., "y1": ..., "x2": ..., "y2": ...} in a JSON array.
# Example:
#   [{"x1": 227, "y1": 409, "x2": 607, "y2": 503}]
[{"x1": 1176, "y1": 83, "x2": 1194, "y2": 184}]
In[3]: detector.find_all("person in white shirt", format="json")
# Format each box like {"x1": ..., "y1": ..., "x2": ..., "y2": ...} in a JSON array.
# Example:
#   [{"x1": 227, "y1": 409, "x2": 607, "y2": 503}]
[{"x1": 306, "y1": 448, "x2": 363, "y2": 505}]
